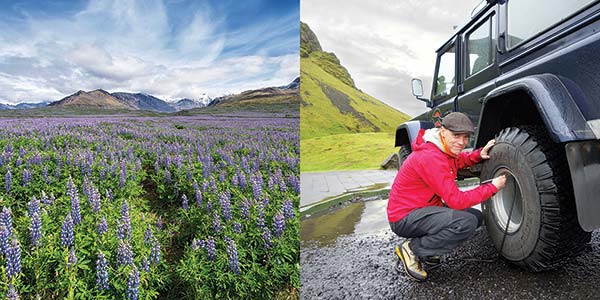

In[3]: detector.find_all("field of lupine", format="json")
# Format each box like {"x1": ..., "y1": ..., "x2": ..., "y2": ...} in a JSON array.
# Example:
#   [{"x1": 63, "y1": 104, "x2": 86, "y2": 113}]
[{"x1": 0, "y1": 115, "x2": 299, "y2": 299}]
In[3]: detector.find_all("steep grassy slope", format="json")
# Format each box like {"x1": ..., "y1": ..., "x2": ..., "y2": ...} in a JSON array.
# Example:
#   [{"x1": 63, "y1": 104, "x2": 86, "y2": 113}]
[{"x1": 300, "y1": 22, "x2": 410, "y2": 140}]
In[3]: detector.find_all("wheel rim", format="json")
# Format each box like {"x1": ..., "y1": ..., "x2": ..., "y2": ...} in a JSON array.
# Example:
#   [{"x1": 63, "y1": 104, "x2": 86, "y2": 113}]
[{"x1": 489, "y1": 168, "x2": 524, "y2": 234}]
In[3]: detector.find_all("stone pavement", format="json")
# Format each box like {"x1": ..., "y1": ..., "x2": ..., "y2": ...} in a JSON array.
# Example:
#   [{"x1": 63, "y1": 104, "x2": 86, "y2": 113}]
[{"x1": 300, "y1": 170, "x2": 398, "y2": 208}]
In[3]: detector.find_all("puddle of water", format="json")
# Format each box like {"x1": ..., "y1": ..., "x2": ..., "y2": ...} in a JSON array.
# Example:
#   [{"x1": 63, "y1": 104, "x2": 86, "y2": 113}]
[{"x1": 301, "y1": 199, "x2": 389, "y2": 247}]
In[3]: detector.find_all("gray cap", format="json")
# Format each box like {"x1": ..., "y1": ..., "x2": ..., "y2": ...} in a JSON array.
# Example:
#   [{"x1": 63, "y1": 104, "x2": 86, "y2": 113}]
[{"x1": 441, "y1": 112, "x2": 474, "y2": 134}]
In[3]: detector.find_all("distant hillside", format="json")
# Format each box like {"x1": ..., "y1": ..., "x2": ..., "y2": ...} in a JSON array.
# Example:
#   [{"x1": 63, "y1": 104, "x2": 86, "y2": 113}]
[
  {"x1": 112, "y1": 92, "x2": 176, "y2": 112},
  {"x1": 49, "y1": 89, "x2": 131, "y2": 109},
  {"x1": 300, "y1": 22, "x2": 410, "y2": 139},
  {"x1": 198, "y1": 78, "x2": 299, "y2": 114}
]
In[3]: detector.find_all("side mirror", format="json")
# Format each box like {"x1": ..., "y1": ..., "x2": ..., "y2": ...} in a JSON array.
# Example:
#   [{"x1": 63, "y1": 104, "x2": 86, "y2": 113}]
[
  {"x1": 411, "y1": 78, "x2": 431, "y2": 106},
  {"x1": 411, "y1": 78, "x2": 424, "y2": 97}
]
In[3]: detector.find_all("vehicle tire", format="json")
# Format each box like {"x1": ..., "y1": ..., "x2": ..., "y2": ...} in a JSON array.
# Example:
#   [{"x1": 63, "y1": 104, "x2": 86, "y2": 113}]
[
  {"x1": 481, "y1": 126, "x2": 591, "y2": 271},
  {"x1": 398, "y1": 145, "x2": 412, "y2": 169}
]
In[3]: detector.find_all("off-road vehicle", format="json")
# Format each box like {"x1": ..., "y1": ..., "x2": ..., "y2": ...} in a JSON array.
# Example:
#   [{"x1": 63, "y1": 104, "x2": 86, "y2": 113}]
[{"x1": 396, "y1": 0, "x2": 600, "y2": 271}]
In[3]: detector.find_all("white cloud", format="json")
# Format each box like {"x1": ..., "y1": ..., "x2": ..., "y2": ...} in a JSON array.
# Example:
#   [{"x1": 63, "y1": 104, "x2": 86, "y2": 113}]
[
  {"x1": 0, "y1": 0, "x2": 298, "y2": 104},
  {"x1": 301, "y1": 0, "x2": 479, "y2": 116}
]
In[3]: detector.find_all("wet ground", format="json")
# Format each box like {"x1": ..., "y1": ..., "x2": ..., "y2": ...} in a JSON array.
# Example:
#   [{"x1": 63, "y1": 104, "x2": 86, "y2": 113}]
[{"x1": 301, "y1": 199, "x2": 600, "y2": 300}]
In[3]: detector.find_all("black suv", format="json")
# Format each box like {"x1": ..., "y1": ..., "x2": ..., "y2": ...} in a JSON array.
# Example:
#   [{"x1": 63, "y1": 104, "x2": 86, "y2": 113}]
[{"x1": 396, "y1": 0, "x2": 600, "y2": 271}]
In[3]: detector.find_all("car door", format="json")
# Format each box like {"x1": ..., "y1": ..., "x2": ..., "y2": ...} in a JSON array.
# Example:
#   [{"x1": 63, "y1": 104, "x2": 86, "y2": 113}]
[{"x1": 456, "y1": 6, "x2": 500, "y2": 147}]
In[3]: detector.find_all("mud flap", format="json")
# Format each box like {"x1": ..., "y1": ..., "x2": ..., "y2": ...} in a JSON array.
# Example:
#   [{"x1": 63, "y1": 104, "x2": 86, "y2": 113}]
[{"x1": 566, "y1": 140, "x2": 600, "y2": 232}]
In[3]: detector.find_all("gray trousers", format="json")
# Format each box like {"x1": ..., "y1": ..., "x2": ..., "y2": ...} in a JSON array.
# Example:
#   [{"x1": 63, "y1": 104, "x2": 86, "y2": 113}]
[{"x1": 389, "y1": 206, "x2": 482, "y2": 257}]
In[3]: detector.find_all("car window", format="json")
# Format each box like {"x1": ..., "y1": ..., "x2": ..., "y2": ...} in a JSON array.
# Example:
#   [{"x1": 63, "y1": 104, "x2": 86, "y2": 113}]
[
  {"x1": 433, "y1": 45, "x2": 455, "y2": 98},
  {"x1": 466, "y1": 17, "x2": 492, "y2": 77},
  {"x1": 507, "y1": 0, "x2": 595, "y2": 49}
]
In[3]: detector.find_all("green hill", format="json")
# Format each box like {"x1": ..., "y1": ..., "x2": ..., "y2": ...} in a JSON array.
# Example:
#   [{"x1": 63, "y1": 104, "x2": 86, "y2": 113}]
[{"x1": 300, "y1": 22, "x2": 410, "y2": 140}]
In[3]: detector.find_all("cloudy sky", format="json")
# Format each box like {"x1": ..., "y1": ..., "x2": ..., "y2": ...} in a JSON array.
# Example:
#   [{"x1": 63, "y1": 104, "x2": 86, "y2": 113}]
[
  {"x1": 0, "y1": 0, "x2": 299, "y2": 104},
  {"x1": 302, "y1": 0, "x2": 480, "y2": 117}
]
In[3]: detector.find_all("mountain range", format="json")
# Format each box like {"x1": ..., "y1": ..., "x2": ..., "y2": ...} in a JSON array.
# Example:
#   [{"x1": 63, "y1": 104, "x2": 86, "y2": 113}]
[
  {"x1": 46, "y1": 89, "x2": 204, "y2": 112},
  {"x1": 300, "y1": 22, "x2": 410, "y2": 139},
  {"x1": 1, "y1": 78, "x2": 299, "y2": 113}
]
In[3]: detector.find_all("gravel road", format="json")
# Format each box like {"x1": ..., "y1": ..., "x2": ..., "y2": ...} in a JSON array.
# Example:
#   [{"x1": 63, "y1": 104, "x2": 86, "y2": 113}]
[{"x1": 301, "y1": 199, "x2": 600, "y2": 300}]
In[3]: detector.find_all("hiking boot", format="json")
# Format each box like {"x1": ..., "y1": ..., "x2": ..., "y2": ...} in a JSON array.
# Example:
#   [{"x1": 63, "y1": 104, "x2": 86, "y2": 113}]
[
  {"x1": 421, "y1": 256, "x2": 441, "y2": 266},
  {"x1": 395, "y1": 241, "x2": 427, "y2": 281}
]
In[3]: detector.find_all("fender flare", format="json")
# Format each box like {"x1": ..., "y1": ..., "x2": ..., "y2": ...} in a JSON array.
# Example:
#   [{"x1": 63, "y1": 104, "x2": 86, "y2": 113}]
[
  {"x1": 394, "y1": 120, "x2": 434, "y2": 148},
  {"x1": 475, "y1": 73, "x2": 594, "y2": 148}
]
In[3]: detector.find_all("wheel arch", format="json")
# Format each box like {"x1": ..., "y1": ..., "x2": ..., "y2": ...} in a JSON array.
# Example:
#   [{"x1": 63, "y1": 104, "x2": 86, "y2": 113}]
[
  {"x1": 475, "y1": 74, "x2": 594, "y2": 149},
  {"x1": 394, "y1": 121, "x2": 435, "y2": 148}
]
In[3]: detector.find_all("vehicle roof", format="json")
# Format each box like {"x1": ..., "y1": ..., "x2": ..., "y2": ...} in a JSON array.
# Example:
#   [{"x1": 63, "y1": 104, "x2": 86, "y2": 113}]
[{"x1": 435, "y1": 0, "x2": 500, "y2": 53}]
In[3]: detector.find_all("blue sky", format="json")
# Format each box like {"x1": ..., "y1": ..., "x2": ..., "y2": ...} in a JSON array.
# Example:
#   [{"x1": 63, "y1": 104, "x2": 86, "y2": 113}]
[{"x1": 0, "y1": 0, "x2": 299, "y2": 104}]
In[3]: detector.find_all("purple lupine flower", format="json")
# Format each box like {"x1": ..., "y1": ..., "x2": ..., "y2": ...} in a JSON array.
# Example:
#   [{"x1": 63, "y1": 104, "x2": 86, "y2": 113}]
[
  {"x1": 126, "y1": 265, "x2": 140, "y2": 300},
  {"x1": 141, "y1": 257, "x2": 150, "y2": 272},
  {"x1": 96, "y1": 251, "x2": 109, "y2": 291},
  {"x1": 282, "y1": 199, "x2": 295, "y2": 220},
  {"x1": 241, "y1": 199, "x2": 250, "y2": 219},
  {"x1": 191, "y1": 238, "x2": 205, "y2": 251},
  {"x1": 29, "y1": 212, "x2": 42, "y2": 247},
  {"x1": 252, "y1": 177, "x2": 262, "y2": 200},
  {"x1": 106, "y1": 189, "x2": 113, "y2": 202},
  {"x1": 68, "y1": 247, "x2": 77, "y2": 266},
  {"x1": 156, "y1": 216, "x2": 163, "y2": 230},
  {"x1": 82, "y1": 176, "x2": 90, "y2": 199},
  {"x1": 231, "y1": 173, "x2": 239, "y2": 187},
  {"x1": 60, "y1": 213, "x2": 74, "y2": 248},
  {"x1": 164, "y1": 168, "x2": 171, "y2": 184},
  {"x1": 5, "y1": 168, "x2": 11, "y2": 192},
  {"x1": 117, "y1": 200, "x2": 131, "y2": 240},
  {"x1": 116, "y1": 240, "x2": 134, "y2": 266},
  {"x1": 219, "y1": 191, "x2": 232, "y2": 221},
  {"x1": 7, "y1": 283, "x2": 18, "y2": 300},
  {"x1": 28, "y1": 196, "x2": 40, "y2": 217},
  {"x1": 238, "y1": 172, "x2": 247, "y2": 189},
  {"x1": 263, "y1": 228, "x2": 272, "y2": 250},
  {"x1": 68, "y1": 178, "x2": 81, "y2": 225},
  {"x1": 212, "y1": 211, "x2": 221, "y2": 233},
  {"x1": 224, "y1": 236, "x2": 240, "y2": 275},
  {"x1": 22, "y1": 168, "x2": 31, "y2": 187},
  {"x1": 288, "y1": 174, "x2": 300, "y2": 193},
  {"x1": 209, "y1": 177, "x2": 217, "y2": 193},
  {"x1": 40, "y1": 191, "x2": 52, "y2": 206},
  {"x1": 260, "y1": 194, "x2": 269, "y2": 207},
  {"x1": 206, "y1": 201, "x2": 213, "y2": 213},
  {"x1": 42, "y1": 166, "x2": 50, "y2": 183},
  {"x1": 0, "y1": 226, "x2": 9, "y2": 256},
  {"x1": 195, "y1": 190, "x2": 202, "y2": 207},
  {"x1": 90, "y1": 187, "x2": 101, "y2": 213},
  {"x1": 206, "y1": 238, "x2": 216, "y2": 261},
  {"x1": 6, "y1": 238, "x2": 21, "y2": 279},
  {"x1": 233, "y1": 222, "x2": 242, "y2": 234},
  {"x1": 256, "y1": 204, "x2": 265, "y2": 230},
  {"x1": 181, "y1": 194, "x2": 188, "y2": 210},
  {"x1": 150, "y1": 239, "x2": 161, "y2": 265},
  {"x1": 97, "y1": 216, "x2": 108, "y2": 235},
  {"x1": 192, "y1": 179, "x2": 199, "y2": 193},
  {"x1": 119, "y1": 160, "x2": 126, "y2": 188},
  {"x1": 144, "y1": 225, "x2": 154, "y2": 245},
  {"x1": 267, "y1": 177, "x2": 275, "y2": 190},
  {"x1": 273, "y1": 210, "x2": 286, "y2": 238}
]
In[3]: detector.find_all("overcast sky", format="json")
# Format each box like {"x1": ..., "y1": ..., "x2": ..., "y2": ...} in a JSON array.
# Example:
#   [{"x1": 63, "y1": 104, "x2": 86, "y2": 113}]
[
  {"x1": 0, "y1": 0, "x2": 299, "y2": 104},
  {"x1": 302, "y1": 0, "x2": 480, "y2": 117}
]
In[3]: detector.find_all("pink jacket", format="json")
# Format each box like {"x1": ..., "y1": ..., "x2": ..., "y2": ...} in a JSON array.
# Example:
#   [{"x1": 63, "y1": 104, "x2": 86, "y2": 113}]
[{"x1": 387, "y1": 129, "x2": 498, "y2": 223}]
